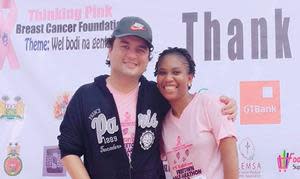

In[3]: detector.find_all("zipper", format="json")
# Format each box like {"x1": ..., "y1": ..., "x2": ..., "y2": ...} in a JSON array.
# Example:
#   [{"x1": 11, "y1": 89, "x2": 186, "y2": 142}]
[
  {"x1": 108, "y1": 87, "x2": 133, "y2": 178},
  {"x1": 105, "y1": 77, "x2": 136, "y2": 179},
  {"x1": 128, "y1": 82, "x2": 142, "y2": 179},
  {"x1": 129, "y1": 157, "x2": 133, "y2": 179}
]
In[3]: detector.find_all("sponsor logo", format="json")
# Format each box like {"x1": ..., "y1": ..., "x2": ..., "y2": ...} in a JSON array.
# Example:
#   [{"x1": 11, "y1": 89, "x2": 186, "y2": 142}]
[
  {"x1": 239, "y1": 138, "x2": 255, "y2": 160},
  {"x1": 277, "y1": 150, "x2": 300, "y2": 172},
  {"x1": 240, "y1": 81, "x2": 281, "y2": 124},
  {"x1": 53, "y1": 92, "x2": 70, "y2": 120},
  {"x1": 0, "y1": 95, "x2": 24, "y2": 120},
  {"x1": 43, "y1": 146, "x2": 66, "y2": 176},
  {"x1": 238, "y1": 138, "x2": 262, "y2": 178},
  {"x1": 0, "y1": 0, "x2": 19, "y2": 69},
  {"x1": 4, "y1": 143, "x2": 22, "y2": 176}
]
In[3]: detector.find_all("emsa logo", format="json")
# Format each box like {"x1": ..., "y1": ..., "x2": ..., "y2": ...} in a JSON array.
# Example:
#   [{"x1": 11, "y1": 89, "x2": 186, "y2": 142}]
[{"x1": 240, "y1": 81, "x2": 281, "y2": 124}]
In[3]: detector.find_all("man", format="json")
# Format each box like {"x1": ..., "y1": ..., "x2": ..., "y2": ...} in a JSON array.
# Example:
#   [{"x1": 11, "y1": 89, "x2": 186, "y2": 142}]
[{"x1": 57, "y1": 16, "x2": 237, "y2": 179}]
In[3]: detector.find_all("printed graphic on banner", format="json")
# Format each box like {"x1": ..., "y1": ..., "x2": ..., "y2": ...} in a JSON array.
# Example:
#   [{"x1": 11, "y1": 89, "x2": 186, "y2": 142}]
[
  {"x1": 277, "y1": 150, "x2": 300, "y2": 172},
  {"x1": 42, "y1": 146, "x2": 66, "y2": 176},
  {"x1": 240, "y1": 81, "x2": 281, "y2": 124},
  {"x1": 15, "y1": 4, "x2": 117, "y2": 52},
  {"x1": 0, "y1": 0, "x2": 20, "y2": 70},
  {"x1": 238, "y1": 138, "x2": 262, "y2": 178},
  {"x1": 4, "y1": 143, "x2": 22, "y2": 176},
  {"x1": 53, "y1": 92, "x2": 71, "y2": 120},
  {"x1": 182, "y1": 9, "x2": 292, "y2": 61},
  {"x1": 0, "y1": 95, "x2": 24, "y2": 120}
]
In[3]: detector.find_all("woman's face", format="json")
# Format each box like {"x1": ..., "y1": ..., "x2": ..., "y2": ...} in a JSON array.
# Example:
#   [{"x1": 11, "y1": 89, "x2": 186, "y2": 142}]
[{"x1": 156, "y1": 54, "x2": 193, "y2": 102}]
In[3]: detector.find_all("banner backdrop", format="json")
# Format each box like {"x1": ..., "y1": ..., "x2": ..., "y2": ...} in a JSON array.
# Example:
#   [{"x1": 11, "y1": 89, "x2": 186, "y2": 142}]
[{"x1": 1, "y1": 0, "x2": 299, "y2": 178}]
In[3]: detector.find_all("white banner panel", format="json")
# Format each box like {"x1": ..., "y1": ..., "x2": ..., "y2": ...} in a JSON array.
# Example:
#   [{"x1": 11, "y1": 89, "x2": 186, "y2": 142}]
[{"x1": 0, "y1": 0, "x2": 299, "y2": 178}]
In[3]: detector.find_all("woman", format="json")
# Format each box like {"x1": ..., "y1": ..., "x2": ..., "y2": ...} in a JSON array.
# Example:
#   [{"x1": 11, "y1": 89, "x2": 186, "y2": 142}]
[{"x1": 154, "y1": 47, "x2": 238, "y2": 179}]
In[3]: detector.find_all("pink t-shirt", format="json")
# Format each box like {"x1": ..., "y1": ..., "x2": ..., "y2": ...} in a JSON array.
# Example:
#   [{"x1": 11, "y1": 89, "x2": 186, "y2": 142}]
[
  {"x1": 107, "y1": 83, "x2": 139, "y2": 159},
  {"x1": 161, "y1": 93, "x2": 236, "y2": 179}
]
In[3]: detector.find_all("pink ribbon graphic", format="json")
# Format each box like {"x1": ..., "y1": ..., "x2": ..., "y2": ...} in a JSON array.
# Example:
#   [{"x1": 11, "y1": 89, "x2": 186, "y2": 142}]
[{"x1": 0, "y1": 0, "x2": 19, "y2": 70}]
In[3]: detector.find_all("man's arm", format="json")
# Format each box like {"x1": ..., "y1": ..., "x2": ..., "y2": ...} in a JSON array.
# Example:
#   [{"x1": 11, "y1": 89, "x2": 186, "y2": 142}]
[
  {"x1": 62, "y1": 155, "x2": 91, "y2": 179},
  {"x1": 219, "y1": 137, "x2": 239, "y2": 179},
  {"x1": 219, "y1": 96, "x2": 237, "y2": 120}
]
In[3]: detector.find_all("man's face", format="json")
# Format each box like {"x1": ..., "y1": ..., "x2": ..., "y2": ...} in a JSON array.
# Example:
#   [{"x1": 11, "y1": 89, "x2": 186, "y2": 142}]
[{"x1": 108, "y1": 36, "x2": 150, "y2": 79}]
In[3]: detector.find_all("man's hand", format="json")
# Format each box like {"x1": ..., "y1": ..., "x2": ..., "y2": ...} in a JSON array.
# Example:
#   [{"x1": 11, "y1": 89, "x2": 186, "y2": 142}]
[{"x1": 219, "y1": 96, "x2": 238, "y2": 121}]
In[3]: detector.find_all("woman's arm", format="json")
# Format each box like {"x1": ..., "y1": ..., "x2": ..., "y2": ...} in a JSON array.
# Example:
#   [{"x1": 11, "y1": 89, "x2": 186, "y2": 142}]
[
  {"x1": 61, "y1": 155, "x2": 91, "y2": 179},
  {"x1": 219, "y1": 137, "x2": 239, "y2": 179}
]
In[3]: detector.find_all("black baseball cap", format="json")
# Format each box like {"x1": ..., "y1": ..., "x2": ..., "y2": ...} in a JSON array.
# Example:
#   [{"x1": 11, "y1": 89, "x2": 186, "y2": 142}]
[{"x1": 112, "y1": 16, "x2": 153, "y2": 48}]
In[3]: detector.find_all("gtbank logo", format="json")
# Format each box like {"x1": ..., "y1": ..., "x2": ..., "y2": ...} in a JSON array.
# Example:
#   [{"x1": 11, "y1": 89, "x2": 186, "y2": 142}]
[{"x1": 240, "y1": 81, "x2": 281, "y2": 124}]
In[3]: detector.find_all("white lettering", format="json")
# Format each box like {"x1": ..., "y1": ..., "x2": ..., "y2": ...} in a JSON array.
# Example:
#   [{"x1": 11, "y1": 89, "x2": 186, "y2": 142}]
[
  {"x1": 243, "y1": 105, "x2": 276, "y2": 113},
  {"x1": 138, "y1": 109, "x2": 158, "y2": 128},
  {"x1": 91, "y1": 113, "x2": 119, "y2": 144}
]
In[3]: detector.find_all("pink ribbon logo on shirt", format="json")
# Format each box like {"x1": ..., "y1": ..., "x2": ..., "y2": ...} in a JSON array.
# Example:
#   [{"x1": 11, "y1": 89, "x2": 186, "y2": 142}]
[{"x1": 0, "y1": 0, "x2": 19, "y2": 70}]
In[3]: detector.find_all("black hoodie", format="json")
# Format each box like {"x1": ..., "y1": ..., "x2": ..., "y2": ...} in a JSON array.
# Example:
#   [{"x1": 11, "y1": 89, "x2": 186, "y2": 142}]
[{"x1": 58, "y1": 75, "x2": 170, "y2": 179}]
